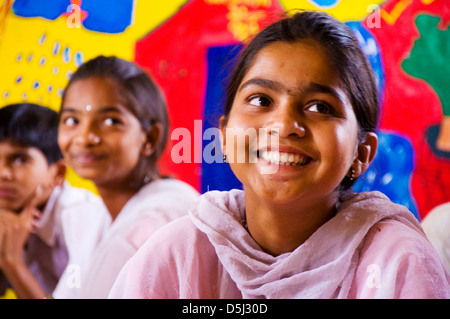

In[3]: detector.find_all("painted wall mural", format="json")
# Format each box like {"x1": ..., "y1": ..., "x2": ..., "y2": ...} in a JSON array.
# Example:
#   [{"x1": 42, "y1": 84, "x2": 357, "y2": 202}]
[{"x1": 0, "y1": 0, "x2": 448, "y2": 220}]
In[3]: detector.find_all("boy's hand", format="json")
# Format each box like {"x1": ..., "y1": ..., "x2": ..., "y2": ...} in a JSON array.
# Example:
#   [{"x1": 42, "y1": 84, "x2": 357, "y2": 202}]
[{"x1": 0, "y1": 185, "x2": 45, "y2": 270}]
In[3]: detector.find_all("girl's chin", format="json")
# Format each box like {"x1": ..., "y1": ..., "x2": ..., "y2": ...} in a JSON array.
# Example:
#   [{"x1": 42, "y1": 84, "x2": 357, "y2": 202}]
[
  {"x1": 74, "y1": 170, "x2": 108, "y2": 184},
  {"x1": 246, "y1": 186, "x2": 308, "y2": 207}
]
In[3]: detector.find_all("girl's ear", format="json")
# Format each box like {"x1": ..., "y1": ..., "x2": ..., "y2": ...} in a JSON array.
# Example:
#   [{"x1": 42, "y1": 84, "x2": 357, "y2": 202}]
[
  {"x1": 353, "y1": 132, "x2": 378, "y2": 177},
  {"x1": 50, "y1": 159, "x2": 67, "y2": 187},
  {"x1": 141, "y1": 122, "x2": 162, "y2": 157}
]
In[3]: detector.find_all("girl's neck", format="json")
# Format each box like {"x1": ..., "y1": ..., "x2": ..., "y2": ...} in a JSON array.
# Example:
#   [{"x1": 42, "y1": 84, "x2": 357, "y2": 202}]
[
  {"x1": 95, "y1": 164, "x2": 157, "y2": 221},
  {"x1": 96, "y1": 176, "x2": 148, "y2": 221},
  {"x1": 96, "y1": 187, "x2": 136, "y2": 221},
  {"x1": 244, "y1": 191, "x2": 339, "y2": 256}
]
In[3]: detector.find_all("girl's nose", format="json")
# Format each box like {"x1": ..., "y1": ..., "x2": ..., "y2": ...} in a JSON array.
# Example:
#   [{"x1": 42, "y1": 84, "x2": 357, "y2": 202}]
[
  {"x1": 73, "y1": 122, "x2": 101, "y2": 146},
  {"x1": 266, "y1": 103, "x2": 306, "y2": 138}
]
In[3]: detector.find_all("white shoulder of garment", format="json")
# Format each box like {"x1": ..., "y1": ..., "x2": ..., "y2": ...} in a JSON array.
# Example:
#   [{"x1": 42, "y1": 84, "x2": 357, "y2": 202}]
[
  {"x1": 112, "y1": 178, "x2": 200, "y2": 235},
  {"x1": 54, "y1": 178, "x2": 199, "y2": 299},
  {"x1": 33, "y1": 182, "x2": 103, "y2": 246},
  {"x1": 421, "y1": 202, "x2": 450, "y2": 273},
  {"x1": 25, "y1": 183, "x2": 101, "y2": 293}
]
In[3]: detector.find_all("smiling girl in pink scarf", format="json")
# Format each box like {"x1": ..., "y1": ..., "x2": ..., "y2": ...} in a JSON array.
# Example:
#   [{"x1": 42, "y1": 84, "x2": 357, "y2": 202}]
[{"x1": 110, "y1": 11, "x2": 449, "y2": 299}]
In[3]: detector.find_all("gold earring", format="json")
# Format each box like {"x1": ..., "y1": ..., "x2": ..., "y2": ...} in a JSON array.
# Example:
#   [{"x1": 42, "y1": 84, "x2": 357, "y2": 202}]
[
  {"x1": 143, "y1": 173, "x2": 151, "y2": 184},
  {"x1": 349, "y1": 168, "x2": 355, "y2": 181}
]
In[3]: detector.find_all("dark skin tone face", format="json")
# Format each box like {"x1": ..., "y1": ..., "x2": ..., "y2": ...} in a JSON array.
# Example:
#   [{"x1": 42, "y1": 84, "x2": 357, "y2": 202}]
[
  {"x1": 221, "y1": 40, "x2": 378, "y2": 256},
  {"x1": 59, "y1": 76, "x2": 159, "y2": 219}
]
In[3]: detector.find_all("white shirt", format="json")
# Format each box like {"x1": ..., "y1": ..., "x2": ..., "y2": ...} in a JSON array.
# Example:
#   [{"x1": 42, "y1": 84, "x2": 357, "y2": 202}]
[
  {"x1": 26, "y1": 183, "x2": 102, "y2": 294},
  {"x1": 53, "y1": 178, "x2": 199, "y2": 299},
  {"x1": 421, "y1": 202, "x2": 450, "y2": 273}
]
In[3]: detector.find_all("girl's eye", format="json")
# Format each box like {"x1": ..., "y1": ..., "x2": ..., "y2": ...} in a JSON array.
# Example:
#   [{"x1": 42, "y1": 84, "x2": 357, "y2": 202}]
[
  {"x1": 104, "y1": 117, "x2": 121, "y2": 126},
  {"x1": 63, "y1": 116, "x2": 78, "y2": 126},
  {"x1": 248, "y1": 95, "x2": 271, "y2": 107},
  {"x1": 307, "y1": 102, "x2": 332, "y2": 114}
]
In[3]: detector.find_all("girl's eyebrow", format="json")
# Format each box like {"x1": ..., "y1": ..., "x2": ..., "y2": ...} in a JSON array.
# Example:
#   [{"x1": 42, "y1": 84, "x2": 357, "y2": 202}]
[
  {"x1": 60, "y1": 107, "x2": 77, "y2": 114},
  {"x1": 239, "y1": 78, "x2": 345, "y2": 102},
  {"x1": 60, "y1": 106, "x2": 122, "y2": 114},
  {"x1": 238, "y1": 78, "x2": 283, "y2": 93},
  {"x1": 307, "y1": 82, "x2": 340, "y2": 98},
  {"x1": 97, "y1": 106, "x2": 122, "y2": 114}
]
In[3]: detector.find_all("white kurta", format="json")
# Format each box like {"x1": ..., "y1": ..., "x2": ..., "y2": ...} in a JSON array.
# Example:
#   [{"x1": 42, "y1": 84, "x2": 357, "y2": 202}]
[
  {"x1": 53, "y1": 178, "x2": 199, "y2": 299},
  {"x1": 421, "y1": 202, "x2": 450, "y2": 273},
  {"x1": 25, "y1": 183, "x2": 102, "y2": 294}
]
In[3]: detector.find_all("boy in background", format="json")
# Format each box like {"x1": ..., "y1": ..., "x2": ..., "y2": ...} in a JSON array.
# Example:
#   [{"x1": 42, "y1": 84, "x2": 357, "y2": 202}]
[{"x1": 0, "y1": 103, "x2": 102, "y2": 298}]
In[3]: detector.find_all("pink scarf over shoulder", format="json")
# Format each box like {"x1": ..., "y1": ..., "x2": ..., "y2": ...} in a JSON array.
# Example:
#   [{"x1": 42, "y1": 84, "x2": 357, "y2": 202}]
[{"x1": 189, "y1": 190, "x2": 450, "y2": 298}]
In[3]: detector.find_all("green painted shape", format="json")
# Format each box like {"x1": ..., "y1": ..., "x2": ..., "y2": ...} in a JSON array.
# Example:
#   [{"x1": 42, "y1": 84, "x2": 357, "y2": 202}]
[{"x1": 402, "y1": 14, "x2": 450, "y2": 116}]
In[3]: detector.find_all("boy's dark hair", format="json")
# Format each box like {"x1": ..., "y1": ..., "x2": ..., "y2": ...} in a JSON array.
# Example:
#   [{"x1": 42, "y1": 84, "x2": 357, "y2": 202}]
[
  {"x1": 0, "y1": 103, "x2": 63, "y2": 165},
  {"x1": 223, "y1": 10, "x2": 380, "y2": 190}
]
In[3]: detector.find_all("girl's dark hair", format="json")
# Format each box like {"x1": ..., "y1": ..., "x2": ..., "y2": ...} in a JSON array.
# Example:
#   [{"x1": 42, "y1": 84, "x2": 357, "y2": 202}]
[
  {"x1": 223, "y1": 10, "x2": 380, "y2": 189},
  {"x1": 61, "y1": 55, "x2": 169, "y2": 177},
  {"x1": 0, "y1": 103, "x2": 63, "y2": 165}
]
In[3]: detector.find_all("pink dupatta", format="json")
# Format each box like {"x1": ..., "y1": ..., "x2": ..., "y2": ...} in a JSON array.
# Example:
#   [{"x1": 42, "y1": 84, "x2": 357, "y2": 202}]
[{"x1": 189, "y1": 190, "x2": 449, "y2": 298}]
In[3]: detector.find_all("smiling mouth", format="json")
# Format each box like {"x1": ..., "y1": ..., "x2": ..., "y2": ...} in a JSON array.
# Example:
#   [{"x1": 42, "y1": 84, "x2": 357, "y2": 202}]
[
  {"x1": 72, "y1": 153, "x2": 104, "y2": 165},
  {"x1": 257, "y1": 150, "x2": 313, "y2": 166}
]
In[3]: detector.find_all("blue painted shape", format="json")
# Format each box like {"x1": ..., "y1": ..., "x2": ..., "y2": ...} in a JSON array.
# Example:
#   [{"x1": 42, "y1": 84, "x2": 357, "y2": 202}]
[
  {"x1": 307, "y1": 0, "x2": 340, "y2": 7},
  {"x1": 81, "y1": 0, "x2": 134, "y2": 33},
  {"x1": 13, "y1": 0, "x2": 70, "y2": 20},
  {"x1": 74, "y1": 51, "x2": 84, "y2": 67},
  {"x1": 354, "y1": 131, "x2": 419, "y2": 219},
  {"x1": 13, "y1": 0, "x2": 133, "y2": 34},
  {"x1": 346, "y1": 21, "x2": 385, "y2": 105},
  {"x1": 53, "y1": 41, "x2": 61, "y2": 56},
  {"x1": 62, "y1": 46, "x2": 71, "y2": 64},
  {"x1": 39, "y1": 33, "x2": 46, "y2": 45},
  {"x1": 202, "y1": 45, "x2": 243, "y2": 193}
]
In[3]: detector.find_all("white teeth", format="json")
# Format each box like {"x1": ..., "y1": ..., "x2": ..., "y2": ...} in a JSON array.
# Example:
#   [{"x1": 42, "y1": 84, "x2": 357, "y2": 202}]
[
  {"x1": 259, "y1": 151, "x2": 310, "y2": 166},
  {"x1": 273, "y1": 152, "x2": 280, "y2": 162},
  {"x1": 288, "y1": 154, "x2": 294, "y2": 163}
]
